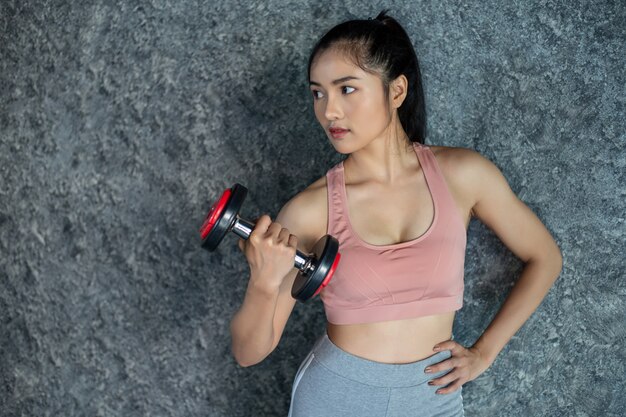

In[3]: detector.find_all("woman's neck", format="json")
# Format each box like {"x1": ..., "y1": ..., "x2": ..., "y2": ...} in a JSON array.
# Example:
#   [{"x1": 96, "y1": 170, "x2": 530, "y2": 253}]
[{"x1": 344, "y1": 133, "x2": 416, "y2": 186}]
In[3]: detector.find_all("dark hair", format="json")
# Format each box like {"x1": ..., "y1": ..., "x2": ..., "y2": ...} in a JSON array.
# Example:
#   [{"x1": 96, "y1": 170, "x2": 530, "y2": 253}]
[{"x1": 307, "y1": 9, "x2": 427, "y2": 144}]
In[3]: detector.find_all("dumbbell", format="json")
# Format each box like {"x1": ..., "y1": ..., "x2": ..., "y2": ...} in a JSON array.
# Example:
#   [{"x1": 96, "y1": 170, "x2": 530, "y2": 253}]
[{"x1": 199, "y1": 183, "x2": 341, "y2": 302}]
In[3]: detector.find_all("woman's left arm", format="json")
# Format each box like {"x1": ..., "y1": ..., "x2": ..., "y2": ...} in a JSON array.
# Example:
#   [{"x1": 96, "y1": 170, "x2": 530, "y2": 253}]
[{"x1": 427, "y1": 148, "x2": 563, "y2": 394}]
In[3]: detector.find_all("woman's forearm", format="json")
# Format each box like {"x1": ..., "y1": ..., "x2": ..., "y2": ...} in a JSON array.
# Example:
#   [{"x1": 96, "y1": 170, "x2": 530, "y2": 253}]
[
  {"x1": 230, "y1": 277, "x2": 280, "y2": 367},
  {"x1": 472, "y1": 252, "x2": 563, "y2": 364}
]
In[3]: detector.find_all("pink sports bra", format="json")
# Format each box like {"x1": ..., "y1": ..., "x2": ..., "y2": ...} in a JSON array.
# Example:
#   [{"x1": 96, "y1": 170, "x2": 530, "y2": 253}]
[{"x1": 319, "y1": 142, "x2": 467, "y2": 325}]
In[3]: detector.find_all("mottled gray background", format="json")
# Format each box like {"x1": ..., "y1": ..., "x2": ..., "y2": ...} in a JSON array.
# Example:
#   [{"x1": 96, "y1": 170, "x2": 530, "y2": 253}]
[{"x1": 1, "y1": 0, "x2": 624, "y2": 416}]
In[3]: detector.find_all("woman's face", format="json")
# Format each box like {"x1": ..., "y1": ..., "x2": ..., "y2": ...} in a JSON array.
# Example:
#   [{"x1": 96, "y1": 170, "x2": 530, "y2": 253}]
[{"x1": 309, "y1": 48, "x2": 394, "y2": 153}]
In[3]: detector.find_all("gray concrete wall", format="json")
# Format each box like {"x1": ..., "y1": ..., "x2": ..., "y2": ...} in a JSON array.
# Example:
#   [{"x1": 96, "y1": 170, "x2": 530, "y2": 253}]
[{"x1": 1, "y1": 1, "x2": 624, "y2": 416}]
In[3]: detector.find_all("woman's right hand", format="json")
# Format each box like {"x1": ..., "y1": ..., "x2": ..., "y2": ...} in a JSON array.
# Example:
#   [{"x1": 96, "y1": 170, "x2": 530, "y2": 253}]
[{"x1": 237, "y1": 214, "x2": 299, "y2": 291}]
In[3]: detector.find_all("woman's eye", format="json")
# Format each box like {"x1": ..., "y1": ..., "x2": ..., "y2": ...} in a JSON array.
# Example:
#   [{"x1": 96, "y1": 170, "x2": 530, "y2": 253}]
[{"x1": 312, "y1": 86, "x2": 355, "y2": 100}]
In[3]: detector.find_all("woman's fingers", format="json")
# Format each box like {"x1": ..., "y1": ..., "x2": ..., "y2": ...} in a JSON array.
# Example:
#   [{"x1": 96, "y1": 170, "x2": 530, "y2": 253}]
[
  {"x1": 433, "y1": 378, "x2": 463, "y2": 394},
  {"x1": 425, "y1": 356, "x2": 456, "y2": 374}
]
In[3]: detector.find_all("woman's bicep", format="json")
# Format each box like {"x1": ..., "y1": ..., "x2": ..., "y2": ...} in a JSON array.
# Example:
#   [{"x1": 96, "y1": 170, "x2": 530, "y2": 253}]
[{"x1": 467, "y1": 151, "x2": 562, "y2": 264}]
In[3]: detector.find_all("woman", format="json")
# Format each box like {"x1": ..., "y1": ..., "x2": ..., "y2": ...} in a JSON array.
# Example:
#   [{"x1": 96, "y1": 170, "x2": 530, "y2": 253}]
[{"x1": 230, "y1": 9, "x2": 563, "y2": 417}]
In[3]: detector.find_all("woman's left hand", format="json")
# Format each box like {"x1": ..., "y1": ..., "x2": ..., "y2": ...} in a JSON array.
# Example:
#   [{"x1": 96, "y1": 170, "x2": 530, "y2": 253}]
[{"x1": 424, "y1": 341, "x2": 492, "y2": 394}]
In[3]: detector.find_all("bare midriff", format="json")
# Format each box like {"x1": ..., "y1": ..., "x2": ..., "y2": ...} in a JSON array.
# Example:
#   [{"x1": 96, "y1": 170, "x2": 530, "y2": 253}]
[{"x1": 325, "y1": 311, "x2": 456, "y2": 364}]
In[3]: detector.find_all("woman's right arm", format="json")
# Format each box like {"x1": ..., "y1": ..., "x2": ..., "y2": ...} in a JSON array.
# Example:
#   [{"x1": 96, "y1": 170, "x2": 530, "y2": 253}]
[{"x1": 229, "y1": 194, "x2": 314, "y2": 367}]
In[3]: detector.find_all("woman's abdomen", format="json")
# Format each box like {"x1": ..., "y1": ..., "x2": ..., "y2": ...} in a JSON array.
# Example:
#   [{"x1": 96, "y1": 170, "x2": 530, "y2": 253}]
[{"x1": 325, "y1": 312, "x2": 456, "y2": 364}]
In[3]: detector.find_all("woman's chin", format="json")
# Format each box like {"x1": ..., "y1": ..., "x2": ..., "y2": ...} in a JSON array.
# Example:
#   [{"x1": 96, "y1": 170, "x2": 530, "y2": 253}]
[{"x1": 328, "y1": 142, "x2": 351, "y2": 154}]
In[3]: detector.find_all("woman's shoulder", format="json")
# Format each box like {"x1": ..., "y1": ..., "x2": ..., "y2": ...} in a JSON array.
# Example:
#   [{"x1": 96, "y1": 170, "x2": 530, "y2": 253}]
[
  {"x1": 427, "y1": 143, "x2": 493, "y2": 181},
  {"x1": 428, "y1": 143, "x2": 479, "y2": 161},
  {"x1": 276, "y1": 171, "x2": 331, "y2": 246},
  {"x1": 427, "y1": 143, "x2": 510, "y2": 217}
]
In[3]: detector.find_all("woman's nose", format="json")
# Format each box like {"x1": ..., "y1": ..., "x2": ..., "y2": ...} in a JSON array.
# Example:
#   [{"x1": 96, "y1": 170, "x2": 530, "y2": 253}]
[{"x1": 324, "y1": 95, "x2": 343, "y2": 120}]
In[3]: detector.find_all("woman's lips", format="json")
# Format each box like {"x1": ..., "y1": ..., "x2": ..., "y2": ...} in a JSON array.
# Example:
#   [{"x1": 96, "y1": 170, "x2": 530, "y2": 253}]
[{"x1": 329, "y1": 129, "x2": 349, "y2": 139}]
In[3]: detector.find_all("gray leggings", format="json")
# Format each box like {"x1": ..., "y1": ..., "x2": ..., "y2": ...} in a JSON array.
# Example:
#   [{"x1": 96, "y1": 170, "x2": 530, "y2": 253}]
[{"x1": 288, "y1": 332, "x2": 464, "y2": 417}]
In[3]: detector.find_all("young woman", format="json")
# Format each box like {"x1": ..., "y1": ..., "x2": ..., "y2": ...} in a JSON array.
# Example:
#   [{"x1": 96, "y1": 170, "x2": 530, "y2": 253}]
[{"x1": 230, "y1": 9, "x2": 563, "y2": 417}]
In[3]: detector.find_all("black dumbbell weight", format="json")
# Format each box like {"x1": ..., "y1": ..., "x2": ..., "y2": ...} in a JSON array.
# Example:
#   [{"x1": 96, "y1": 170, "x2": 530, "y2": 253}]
[{"x1": 199, "y1": 183, "x2": 341, "y2": 302}]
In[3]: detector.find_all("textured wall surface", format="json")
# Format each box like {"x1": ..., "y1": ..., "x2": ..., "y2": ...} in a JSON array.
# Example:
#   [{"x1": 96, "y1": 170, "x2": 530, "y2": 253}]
[{"x1": 1, "y1": 1, "x2": 624, "y2": 416}]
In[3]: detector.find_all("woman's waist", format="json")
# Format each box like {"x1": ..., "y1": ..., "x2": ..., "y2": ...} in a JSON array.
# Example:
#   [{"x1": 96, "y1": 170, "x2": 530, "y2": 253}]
[{"x1": 325, "y1": 313, "x2": 455, "y2": 364}]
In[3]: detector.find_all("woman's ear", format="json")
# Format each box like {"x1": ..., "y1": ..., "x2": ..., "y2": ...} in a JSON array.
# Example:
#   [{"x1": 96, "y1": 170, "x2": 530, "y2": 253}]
[{"x1": 390, "y1": 74, "x2": 408, "y2": 109}]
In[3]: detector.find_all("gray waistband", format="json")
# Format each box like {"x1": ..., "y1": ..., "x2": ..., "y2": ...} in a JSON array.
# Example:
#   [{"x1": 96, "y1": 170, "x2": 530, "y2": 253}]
[{"x1": 310, "y1": 332, "x2": 454, "y2": 388}]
